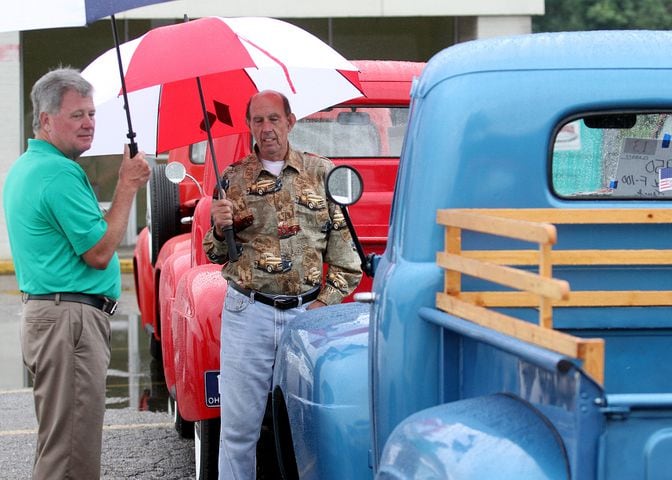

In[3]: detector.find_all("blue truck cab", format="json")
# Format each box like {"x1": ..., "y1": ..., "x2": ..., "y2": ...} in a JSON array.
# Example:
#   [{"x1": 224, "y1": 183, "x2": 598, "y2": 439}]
[{"x1": 272, "y1": 30, "x2": 672, "y2": 479}]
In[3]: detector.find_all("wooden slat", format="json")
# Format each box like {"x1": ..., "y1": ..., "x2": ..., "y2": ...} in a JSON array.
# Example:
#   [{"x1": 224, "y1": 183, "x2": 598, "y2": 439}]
[
  {"x1": 445, "y1": 226, "x2": 461, "y2": 296},
  {"x1": 448, "y1": 208, "x2": 672, "y2": 224},
  {"x1": 458, "y1": 290, "x2": 672, "y2": 307},
  {"x1": 436, "y1": 293, "x2": 604, "y2": 382},
  {"x1": 463, "y1": 249, "x2": 672, "y2": 266},
  {"x1": 578, "y1": 340, "x2": 605, "y2": 385},
  {"x1": 539, "y1": 243, "x2": 553, "y2": 328},
  {"x1": 437, "y1": 252, "x2": 570, "y2": 301},
  {"x1": 436, "y1": 293, "x2": 579, "y2": 355},
  {"x1": 437, "y1": 210, "x2": 557, "y2": 244}
]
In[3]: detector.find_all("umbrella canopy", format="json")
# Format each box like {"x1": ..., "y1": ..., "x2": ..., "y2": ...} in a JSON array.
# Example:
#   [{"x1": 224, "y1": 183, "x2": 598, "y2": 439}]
[
  {"x1": 2, "y1": 0, "x2": 173, "y2": 32},
  {"x1": 81, "y1": 16, "x2": 364, "y2": 156}
]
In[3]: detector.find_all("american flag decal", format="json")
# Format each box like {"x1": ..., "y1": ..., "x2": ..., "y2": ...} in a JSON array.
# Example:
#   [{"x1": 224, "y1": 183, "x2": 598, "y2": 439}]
[{"x1": 659, "y1": 167, "x2": 672, "y2": 192}]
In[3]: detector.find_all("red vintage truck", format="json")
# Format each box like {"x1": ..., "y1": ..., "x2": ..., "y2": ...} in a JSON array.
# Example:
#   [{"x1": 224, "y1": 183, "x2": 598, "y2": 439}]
[{"x1": 132, "y1": 59, "x2": 424, "y2": 478}]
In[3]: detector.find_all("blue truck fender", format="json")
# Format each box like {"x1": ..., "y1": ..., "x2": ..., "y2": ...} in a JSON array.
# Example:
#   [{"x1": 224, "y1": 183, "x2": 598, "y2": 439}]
[
  {"x1": 273, "y1": 302, "x2": 372, "y2": 480},
  {"x1": 376, "y1": 393, "x2": 570, "y2": 480}
]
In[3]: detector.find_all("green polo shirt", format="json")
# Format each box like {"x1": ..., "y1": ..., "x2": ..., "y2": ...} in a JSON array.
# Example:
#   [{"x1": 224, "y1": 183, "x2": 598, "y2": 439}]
[{"x1": 3, "y1": 139, "x2": 120, "y2": 299}]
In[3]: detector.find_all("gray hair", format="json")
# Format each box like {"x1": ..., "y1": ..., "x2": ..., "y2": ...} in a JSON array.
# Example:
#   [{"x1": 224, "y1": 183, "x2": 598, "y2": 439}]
[{"x1": 31, "y1": 67, "x2": 93, "y2": 134}]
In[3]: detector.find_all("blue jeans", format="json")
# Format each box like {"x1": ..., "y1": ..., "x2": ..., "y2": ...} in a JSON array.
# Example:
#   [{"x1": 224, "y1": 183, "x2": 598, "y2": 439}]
[{"x1": 218, "y1": 287, "x2": 308, "y2": 480}]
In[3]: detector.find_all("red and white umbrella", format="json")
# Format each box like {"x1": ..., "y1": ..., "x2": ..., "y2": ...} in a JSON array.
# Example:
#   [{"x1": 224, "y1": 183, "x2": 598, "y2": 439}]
[{"x1": 82, "y1": 16, "x2": 364, "y2": 156}]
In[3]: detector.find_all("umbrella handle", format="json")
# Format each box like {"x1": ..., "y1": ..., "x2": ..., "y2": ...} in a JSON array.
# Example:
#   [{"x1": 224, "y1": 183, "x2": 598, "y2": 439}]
[
  {"x1": 128, "y1": 139, "x2": 138, "y2": 158},
  {"x1": 221, "y1": 226, "x2": 239, "y2": 262}
]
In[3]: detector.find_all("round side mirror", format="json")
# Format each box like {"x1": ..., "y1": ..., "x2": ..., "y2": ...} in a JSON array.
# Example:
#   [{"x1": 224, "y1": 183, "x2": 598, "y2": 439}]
[
  {"x1": 326, "y1": 165, "x2": 363, "y2": 206},
  {"x1": 165, "y1": 161, "x2": 187, "y2": 184}
]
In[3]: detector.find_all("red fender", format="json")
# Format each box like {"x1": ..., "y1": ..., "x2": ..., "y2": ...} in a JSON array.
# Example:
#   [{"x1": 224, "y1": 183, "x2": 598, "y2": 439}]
[
  {"x1": 150, "y1": 234, "x2": 191, "y2": 340},
  {"x1": 173, "y1": 263, "x2": 227, "y2": 421},
  {"x1": 133, "y1": 228, "x2": 155, "y2": 335},
  {"x1": 159, "y1": 249, "x2": 192, "y2": 396}
]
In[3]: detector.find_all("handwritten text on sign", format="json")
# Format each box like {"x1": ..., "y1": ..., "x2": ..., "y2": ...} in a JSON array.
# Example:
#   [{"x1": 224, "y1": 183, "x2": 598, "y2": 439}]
[{"x1": 615, "y1": 138, "x2": 672, "y2": 197}]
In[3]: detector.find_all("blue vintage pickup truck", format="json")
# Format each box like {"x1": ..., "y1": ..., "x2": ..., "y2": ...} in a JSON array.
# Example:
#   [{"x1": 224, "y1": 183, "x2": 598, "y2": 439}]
[{"x1": 271, "y1": 30, "x2": 672, "y2": 479}]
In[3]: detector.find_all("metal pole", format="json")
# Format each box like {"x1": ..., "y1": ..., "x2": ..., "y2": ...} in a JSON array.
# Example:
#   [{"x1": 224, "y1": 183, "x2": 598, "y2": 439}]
[
  {"x1": 109, "y1": 14, "x2": 138, "y2": 157},
  {"x1": 195, "y1": 77, "x2": 239, "y2": 262}
]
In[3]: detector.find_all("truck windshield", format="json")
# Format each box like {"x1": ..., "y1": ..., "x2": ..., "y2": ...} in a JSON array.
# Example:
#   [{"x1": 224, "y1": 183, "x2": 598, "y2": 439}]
[
  {"x1": 552, "y1": 112, "x2": 672, "y2": 199},
  {"x1": 188, "y1": 106, "x2": 408, "y2": 164},
  {"x1": 290, "y1": 106, "x2": 408, "y2": 158}
]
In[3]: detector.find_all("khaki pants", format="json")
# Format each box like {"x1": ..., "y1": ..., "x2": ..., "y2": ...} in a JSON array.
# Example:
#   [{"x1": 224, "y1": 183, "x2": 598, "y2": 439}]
[{"x1": 21, "y1": 298, "x2": 111, "y2": 480}]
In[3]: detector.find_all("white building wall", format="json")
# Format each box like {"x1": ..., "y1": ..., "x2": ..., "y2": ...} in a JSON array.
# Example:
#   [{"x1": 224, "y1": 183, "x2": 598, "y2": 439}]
[
  {"x1": 475, "y1": 15, "x2": 533, "y2": 38},
  {"x1": 122, "y1": 0, "x2": 544, "y2": 19},
  {"x1": 0, "y1": 32, "x2": 21, "y2": 260}
]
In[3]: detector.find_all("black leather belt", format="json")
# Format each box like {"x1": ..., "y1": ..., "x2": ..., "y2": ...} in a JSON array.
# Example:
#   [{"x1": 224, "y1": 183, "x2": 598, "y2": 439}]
[
  {"x1": 229, "y1": 282, "x2": 320, "y2": 310},
  {"x1": 23, "y1": 292, "x2": 119, "y2": 315}
]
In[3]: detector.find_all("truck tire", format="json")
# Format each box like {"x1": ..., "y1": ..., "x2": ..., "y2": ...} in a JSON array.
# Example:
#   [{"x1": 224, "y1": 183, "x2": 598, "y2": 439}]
[
  {"x1": 253, "y1": 392, "x2": 282, "y2": 480},
  {"x1": 195, "y1": 418, "x2": 220, "y2": 480},
  {"x1": 148, "y1": 164, "x2": 180, "y2": 266},
  {"x1": 149, "y1": 335, "x2": 162, "y2": 361},
  {"x1": 169, "y1": 396, "x2": 194, "y2": 439},
  {"x1": 272, "y1": 386, "x2": 299, "y2": 480}
]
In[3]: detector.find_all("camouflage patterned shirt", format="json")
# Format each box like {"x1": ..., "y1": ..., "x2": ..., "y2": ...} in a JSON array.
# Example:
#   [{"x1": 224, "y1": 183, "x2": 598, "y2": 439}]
[{"x1": 203, "y1": 147, "x2": 362, "y2": 306}]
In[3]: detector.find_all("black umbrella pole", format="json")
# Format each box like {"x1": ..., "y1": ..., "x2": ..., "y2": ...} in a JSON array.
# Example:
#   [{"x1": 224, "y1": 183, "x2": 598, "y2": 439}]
[
  {"x1": 196, "y1": 77, "x2": 239, "y2": 262},
  {"x1": 109, "y1": 15, "x2": 138, "y2": 157}
]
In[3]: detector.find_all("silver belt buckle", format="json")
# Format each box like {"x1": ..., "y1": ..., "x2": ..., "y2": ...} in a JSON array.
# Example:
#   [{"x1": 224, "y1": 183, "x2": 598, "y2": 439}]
[
  {"x1": 103, "y1": 297, "x2": 119, "y2": 315},
  {"x1": 272, "y1": 295, "x2": 295, "y2": 309}
]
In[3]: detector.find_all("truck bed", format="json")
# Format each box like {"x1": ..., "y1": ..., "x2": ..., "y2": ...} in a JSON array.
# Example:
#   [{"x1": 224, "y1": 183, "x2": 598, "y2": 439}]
[{"x1": 412, "y1": 207, "x2": 672, "y2": 479}]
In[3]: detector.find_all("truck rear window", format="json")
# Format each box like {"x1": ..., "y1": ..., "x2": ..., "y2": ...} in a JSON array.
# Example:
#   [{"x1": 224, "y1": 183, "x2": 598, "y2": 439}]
[
  {"x1": 552, "y1": 112, "x2": 672, "y2": 199},
  {"x1": 290, "y1": 106, "x2": 408, "y2": 158}
]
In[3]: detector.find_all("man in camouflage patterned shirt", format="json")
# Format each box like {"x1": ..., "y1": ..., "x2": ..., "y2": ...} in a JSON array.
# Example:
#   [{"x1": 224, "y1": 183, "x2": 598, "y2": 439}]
[{"x1": 203, "y1": 90, "x2": 362, "y2": 479}]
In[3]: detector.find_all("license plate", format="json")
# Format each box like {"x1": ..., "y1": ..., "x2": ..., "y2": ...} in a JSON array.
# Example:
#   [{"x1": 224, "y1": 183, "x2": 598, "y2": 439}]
[{"x1": 204, "y1": 371, "x2": 220, "y2": 408}]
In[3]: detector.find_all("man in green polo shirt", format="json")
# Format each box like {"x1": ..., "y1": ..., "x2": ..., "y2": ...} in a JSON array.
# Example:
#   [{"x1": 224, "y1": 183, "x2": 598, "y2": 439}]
[{"x1": 3, "y1": 68, "x2": 150, "y2": 480}]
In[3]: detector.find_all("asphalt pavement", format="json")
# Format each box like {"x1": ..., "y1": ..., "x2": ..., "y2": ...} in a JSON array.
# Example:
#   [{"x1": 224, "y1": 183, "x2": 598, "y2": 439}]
[{"x1": 0, "y1": 272, "x2": 198, "y2": 479}]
